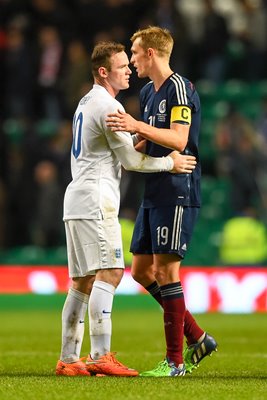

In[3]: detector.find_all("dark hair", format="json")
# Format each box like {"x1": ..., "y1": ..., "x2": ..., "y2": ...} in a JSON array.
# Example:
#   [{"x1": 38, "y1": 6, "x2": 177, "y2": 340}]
[{"x1": 91, "y1": 41, "x2": 125, "y2": 77}]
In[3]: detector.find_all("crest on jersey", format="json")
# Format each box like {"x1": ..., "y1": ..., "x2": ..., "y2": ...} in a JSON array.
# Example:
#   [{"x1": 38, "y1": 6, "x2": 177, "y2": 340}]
[{"x1": 159, "y1": 100, "x2": 166, "y2": 114}]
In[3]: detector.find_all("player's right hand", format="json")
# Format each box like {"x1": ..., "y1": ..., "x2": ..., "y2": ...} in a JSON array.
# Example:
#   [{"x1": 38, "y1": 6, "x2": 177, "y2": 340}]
[{"x1": 169, "y1": 151, "x2": 197, "y2": 174}]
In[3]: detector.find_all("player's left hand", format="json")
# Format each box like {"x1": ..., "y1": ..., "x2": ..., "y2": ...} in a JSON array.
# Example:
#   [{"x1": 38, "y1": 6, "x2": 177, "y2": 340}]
[
  {"x1": 169, "y1": 151, "x2": 197, "y2": 174},
  {"x1": 106, "y1": 110, "x2": 137, "y2": 133}
]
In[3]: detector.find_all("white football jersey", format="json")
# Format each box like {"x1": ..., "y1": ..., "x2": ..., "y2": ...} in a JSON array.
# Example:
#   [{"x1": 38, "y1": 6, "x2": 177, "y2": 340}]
[{"x1": 63, "y1": 84, "x2": 133, "y2": 220}]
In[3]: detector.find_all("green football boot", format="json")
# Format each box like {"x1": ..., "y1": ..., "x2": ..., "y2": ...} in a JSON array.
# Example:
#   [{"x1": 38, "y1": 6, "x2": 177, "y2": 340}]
[
  {"x1": 140, "y1": 358, "x2": 186, "y2": 377},
  {"x1": 184, "y1": 333, "x2": 218, "y2": 373}
]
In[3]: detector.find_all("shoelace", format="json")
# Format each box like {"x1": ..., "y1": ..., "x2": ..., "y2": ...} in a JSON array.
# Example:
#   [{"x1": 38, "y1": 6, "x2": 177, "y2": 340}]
[
  {"x1": 84, "y1": 353, "x2": 127, "y2": 368},
  {"x1": 105, "y1": 352, "x2": 127, "y2": 368},
  {"x1": 152, "y1": 360, "x2": 169, "y2": 373}
]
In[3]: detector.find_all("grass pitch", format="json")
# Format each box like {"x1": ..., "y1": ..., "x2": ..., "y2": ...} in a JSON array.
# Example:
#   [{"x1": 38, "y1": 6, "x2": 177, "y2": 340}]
[{"x1": 0, "y1": 295, "x2": 266, "y2": 400}]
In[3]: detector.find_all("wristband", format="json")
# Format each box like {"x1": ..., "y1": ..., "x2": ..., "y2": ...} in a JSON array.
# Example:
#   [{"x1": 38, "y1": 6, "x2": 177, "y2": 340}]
[{"x1": 165, "y1": 156, "x2": 174, "y2": 171}]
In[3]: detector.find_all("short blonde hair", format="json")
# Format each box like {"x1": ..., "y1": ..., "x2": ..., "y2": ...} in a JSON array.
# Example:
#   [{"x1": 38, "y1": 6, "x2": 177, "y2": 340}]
[
  {"x1": 91, "y1": 41, "x2": 125, "y2": 77},
  {"x1": 131, "y1": 26, "x2": 173, "y2": 59}
]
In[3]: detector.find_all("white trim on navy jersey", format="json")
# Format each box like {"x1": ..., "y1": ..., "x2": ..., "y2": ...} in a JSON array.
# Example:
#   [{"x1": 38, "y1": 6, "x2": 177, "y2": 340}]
[{"x1": 170, "y1": 74, "x2": 188, "y2": 105}]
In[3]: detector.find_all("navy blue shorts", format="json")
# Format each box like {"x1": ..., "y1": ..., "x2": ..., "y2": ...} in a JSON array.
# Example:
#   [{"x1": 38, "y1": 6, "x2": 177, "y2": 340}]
[{"x1": 130, "y1": 205, "x2": 199, "y2": 258}]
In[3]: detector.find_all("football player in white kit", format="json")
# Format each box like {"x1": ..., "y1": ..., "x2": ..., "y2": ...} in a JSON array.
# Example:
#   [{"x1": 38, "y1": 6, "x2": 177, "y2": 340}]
[{"x1": 56, "y1": 41, "x2": 197, "y2": 377}]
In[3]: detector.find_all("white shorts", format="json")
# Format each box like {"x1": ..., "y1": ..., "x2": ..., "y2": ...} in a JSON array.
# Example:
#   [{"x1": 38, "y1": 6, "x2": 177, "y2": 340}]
[{"x1": 64, "y1": 218, "x2": 125, "y2": 278}]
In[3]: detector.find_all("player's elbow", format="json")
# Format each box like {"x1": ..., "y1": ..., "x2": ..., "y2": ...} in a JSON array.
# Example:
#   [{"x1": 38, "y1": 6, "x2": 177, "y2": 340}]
[
  {"x1": 121, "y1": 162, "x2": 138, "y2": 172},
  {"x1": 170, "y1": 142, "x2": 186, "y2": 152},
  {"x1": 123, "y1": 165, "x2": 133, "y2": 171},
  {"x1": 177, "y1": 138, "x2": 188, "y2": 152},
  {"x1": 121, "y1": 155, "x2": 148, "y2": 172},
  {"x1": 123, "y1": 163, "x2": 142, "y2": 172},
  {"x1": 163, "y1": 138, "x2": 186, "y2": 152},
  {"x1": 172, "y1": 143, "x2": 185, "y2": 152}
]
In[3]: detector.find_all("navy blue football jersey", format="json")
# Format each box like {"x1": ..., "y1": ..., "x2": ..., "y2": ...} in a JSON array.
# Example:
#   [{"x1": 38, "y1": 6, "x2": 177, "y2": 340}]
[{"x1": 140, "y1": 73, "x2": 201, "y2": 207}]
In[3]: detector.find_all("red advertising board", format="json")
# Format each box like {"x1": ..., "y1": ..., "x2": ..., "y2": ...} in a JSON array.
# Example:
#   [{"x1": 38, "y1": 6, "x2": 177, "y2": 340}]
[{"x1": 0, "y1": 266, "x2": 266, "y2": 313}]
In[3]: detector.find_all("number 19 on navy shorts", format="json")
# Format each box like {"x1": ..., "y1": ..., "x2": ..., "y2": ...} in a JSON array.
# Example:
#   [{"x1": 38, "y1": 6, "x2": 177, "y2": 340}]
[{"x1": 130, "y1": 205, "x2": 200, "y2": 258}]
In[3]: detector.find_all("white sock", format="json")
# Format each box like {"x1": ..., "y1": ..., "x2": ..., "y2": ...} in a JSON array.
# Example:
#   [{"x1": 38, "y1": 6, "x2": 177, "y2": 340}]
[
  {"x1": 60, "y1": 287, "x2": 89, "y2": 363},
  {"x1": 89, "y1": 280, "x2": 115, "y2": 360}
]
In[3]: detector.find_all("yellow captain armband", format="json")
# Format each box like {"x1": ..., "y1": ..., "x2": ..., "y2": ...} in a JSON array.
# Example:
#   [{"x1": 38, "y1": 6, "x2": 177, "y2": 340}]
[{"x1": 171, "y1": 106, "x2": 191, "y2": 124}]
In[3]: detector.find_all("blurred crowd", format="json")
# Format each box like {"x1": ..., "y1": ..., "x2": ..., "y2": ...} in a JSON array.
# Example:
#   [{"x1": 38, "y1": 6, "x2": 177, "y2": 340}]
[{"x1": 0, "y1": 0, "x2": 267, "y2": 251}]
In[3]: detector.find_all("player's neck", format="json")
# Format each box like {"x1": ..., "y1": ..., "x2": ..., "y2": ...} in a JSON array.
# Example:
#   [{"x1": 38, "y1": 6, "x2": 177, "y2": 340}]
[
  {"x1": 150, "y1": 65, "x2": 173, "y2": 92},
  {"x1": 94, "y1": 78, "x2": 118, "y2": 98}
]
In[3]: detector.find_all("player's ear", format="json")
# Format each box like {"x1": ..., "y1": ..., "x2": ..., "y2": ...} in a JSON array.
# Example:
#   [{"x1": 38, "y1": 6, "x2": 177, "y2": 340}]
[
  {"x1": 147, "y1": 48, "x2": 154, "y2": 58},
  {"x1": 98, "y1": 66, "x2": 108, "y2": 78}
]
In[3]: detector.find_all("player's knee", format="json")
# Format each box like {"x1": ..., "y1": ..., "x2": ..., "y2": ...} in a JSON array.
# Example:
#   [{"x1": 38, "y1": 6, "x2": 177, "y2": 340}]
[
  {"x1": 131, "y1": 268, "x2": 142, "y2": 283},
  {"x1": 72, "y1": 275, "x2": 94, "y2": 294},
  {"x1": 96, "y1": 268, "x2": 124, "y2": 288},
  {"x1": 131, "y1": 267, "x2": 149, "y2": 285},
  {"x1": 154, "y1": 269, "x2": 167, "y2": 285}
]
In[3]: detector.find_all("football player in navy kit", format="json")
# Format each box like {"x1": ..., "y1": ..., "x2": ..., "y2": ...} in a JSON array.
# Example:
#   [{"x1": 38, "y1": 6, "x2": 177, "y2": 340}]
[{"x1": 106, "y1": 26, "x2": 217, "y2": 377}]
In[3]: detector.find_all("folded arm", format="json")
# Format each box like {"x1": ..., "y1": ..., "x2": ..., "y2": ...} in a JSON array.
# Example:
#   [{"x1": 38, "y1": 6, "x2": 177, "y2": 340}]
[{"x1": 113, "y1": 142, "x2": 196, "y2": 174}]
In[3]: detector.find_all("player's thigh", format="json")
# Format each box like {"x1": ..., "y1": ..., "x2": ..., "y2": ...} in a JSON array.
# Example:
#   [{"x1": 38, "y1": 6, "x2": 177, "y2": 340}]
[
  {"x1": 130, "y1": 207, "x2": 152, "y2": 254},
  {"x1": 65, "y1": 218, "x2": 124, "y2": 278},
  {"x1": 150, "y1": 206, "x2": 200, "y2": 258}
]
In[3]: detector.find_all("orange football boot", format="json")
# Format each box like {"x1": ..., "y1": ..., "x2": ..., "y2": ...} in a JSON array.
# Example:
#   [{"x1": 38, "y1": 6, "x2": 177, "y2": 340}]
[
  {"x1": 86, "y1": 352, "x2": 138, "y2": 377},
  {"x1": 56, "y1": 360, "x2": 91, "y2": 376}
]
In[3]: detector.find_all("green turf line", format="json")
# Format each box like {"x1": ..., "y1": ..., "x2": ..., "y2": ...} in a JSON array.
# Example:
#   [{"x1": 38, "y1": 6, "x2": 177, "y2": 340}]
[{"x1": 0, "y1": 294, "x2": 159, "y2": 310}]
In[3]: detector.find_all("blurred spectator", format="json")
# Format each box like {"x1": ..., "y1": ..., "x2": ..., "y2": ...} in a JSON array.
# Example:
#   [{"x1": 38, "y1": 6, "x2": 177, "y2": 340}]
[
  {"x1": 219, "y1": 208, "x2": 267, "y2": 265},
  {"x1": 5, "y1": 126, "x2": 34, "y2": 246},
  {"x1": 31, "y1": 160, "x2": 63, "y2": 247},
  {"x1": 76, "y1": 0, "x2": 136, "y2": 49},
  {"x1": 220, "y1": 0, "x2": 267, "y2": 80},
  {"x1": 46, "y1": 120, "x2": 72, "y2": 191},
  {"x1": 255, "y1": 97, "x2": 267, "y2": 213},
  {"x1": 236, "y1": 0, "x2": 267, "y2": 81},
  {"x1": 29, "y1": 0, "x2": 76, "y2": 43},
  {"x1": 0, "y1": 27, "x2": 7, "y2": 119},
  {"x1": 153, "y1": 0, "x2": 189, "y2": 75},
  {"x1": 0, "y1": 179, "x2": 7, "y2": 249},
  {"x1": 35, "y1": 25, "x2": 63, "y2": 122},
  {"x1": 215, "y1": 105, "x2": 263, "y2": 214},
  {"x1": 4, "y1": 24, "x2": 35, "y2": 119},
  {"x1": 200, "y1": 0, "x2": 230, "y2": 83},
  {"x1": 256, "y1": 97, "x2": 267, "y2": 157},
  {"x1": 176, "y1": 0, "x2": 206, "y2": 80},
  {"x1": 60, "y1": 39, "x2": 91, "y2": 119}
]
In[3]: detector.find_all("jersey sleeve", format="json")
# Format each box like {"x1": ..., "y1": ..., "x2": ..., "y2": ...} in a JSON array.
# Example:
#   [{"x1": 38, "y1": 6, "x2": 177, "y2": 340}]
[
  {"x1": 113, "y1": 144, "x2": 174, "y2": 172},
  {"x1": 100, "y1": 99, "x2": 133, "y2": 149},
  {"x1": 169, "y1": 74, "x2": 190, "y2": 107},
  {"x1": 169, "y1": 75, "x2": 196, "y2": 125},
  {"x1": 169, "y1": 74, "x2": 200, "y2": 112}
]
